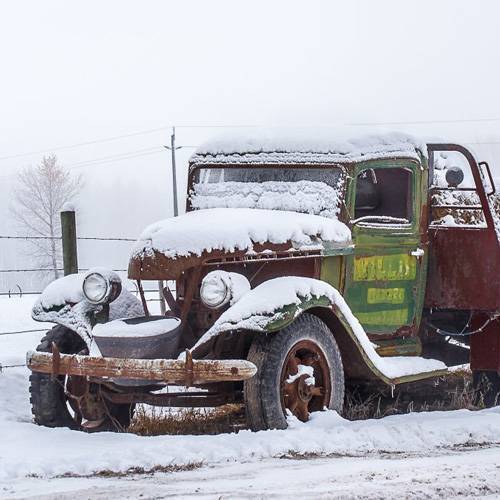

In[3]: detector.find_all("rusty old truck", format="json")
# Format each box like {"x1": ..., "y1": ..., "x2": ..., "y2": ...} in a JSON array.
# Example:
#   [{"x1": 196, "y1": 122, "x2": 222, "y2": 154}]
[{"x1": 27, "y1": 132, "x2": 500, "y2": 432}]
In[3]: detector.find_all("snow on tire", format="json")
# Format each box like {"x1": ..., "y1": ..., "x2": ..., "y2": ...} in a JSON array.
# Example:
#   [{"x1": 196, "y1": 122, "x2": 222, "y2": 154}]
[{"x1": 244, "y1": 313, "x2": 344, "y2": 431}]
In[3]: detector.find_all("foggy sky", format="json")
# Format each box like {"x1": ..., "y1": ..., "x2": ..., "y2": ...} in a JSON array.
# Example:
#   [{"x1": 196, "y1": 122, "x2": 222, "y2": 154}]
[{"x1": 1, "y1": 0, "x2": 500, "y2": 289}]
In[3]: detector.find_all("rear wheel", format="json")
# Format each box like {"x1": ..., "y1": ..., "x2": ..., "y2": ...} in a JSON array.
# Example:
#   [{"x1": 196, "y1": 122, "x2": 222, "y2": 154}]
[
  {"x1": 244, "y1": 313, "x2": 344, "y2": 431},
  {"x1": 29, "y1": 326, "x2": 134, "y2": 432},
  {"x1": 472, "y1": 370, "x2": 500, "y2": 407}
]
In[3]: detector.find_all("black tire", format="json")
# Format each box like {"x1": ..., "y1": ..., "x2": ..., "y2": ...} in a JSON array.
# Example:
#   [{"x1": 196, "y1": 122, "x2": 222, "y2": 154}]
[
  {"x1": 29, "y1": 325, "x2": 134, "y2": 432},
  {"x1": 472, "y1": 370, "x2": 500, "y2": 407},
  {"x1": 244, "y1": 313, "x2": 344, "y2": 431}
]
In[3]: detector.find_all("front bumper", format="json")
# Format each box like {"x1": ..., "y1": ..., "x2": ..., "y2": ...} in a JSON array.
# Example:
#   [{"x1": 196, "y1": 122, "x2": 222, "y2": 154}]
[{"x1": 26, "y1": 347, "x2": 257, "y2": 387}]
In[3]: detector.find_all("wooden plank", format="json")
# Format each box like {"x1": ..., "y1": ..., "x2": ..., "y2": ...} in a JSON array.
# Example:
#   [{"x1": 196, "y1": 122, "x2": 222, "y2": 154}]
[{"x1": 27, "y1": 351, "x2": 257, "y2": 385}]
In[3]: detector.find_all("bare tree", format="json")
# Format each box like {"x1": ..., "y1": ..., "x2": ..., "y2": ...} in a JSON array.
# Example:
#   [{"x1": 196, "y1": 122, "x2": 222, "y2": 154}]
[{"x1": 11, "y1": 155, "x2": 83, "y2": 279}]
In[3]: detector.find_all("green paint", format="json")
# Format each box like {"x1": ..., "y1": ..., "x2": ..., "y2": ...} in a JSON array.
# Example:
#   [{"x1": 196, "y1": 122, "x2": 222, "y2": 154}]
[
  {"x1": 320, "y1": 256, "x2": 342, "y2": 289},
  {"x1": 354, "y1": 254, "x2": 416, "y2": 282},
  {"x1": 341, "y1": 157, "x2": 428, "y2": 335},
  {"x1": 367, "y1": 287, "x2": 405, "y2": 304},
  {"x1": 357, "y1": 308, "x2": 409, "y2": 326},
  {"x1": 265, "y1": 295, "x2": 332, "y2": 332}
]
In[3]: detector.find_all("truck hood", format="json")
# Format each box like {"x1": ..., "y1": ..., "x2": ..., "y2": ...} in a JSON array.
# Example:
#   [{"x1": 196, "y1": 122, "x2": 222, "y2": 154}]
[{"x1": 129, "y1": 208, "x2": 352, "y2": 280}]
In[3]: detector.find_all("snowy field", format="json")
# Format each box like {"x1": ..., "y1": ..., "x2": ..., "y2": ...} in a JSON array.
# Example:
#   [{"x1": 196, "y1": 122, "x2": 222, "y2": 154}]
[{"x1": 1, "y1": 296, "x2": 500, "y2": 499}]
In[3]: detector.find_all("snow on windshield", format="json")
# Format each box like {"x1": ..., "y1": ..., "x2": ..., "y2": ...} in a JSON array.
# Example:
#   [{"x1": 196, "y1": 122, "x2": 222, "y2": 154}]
[{"x1": 190, "y1": 167, "x2": 344, "y2": 218}]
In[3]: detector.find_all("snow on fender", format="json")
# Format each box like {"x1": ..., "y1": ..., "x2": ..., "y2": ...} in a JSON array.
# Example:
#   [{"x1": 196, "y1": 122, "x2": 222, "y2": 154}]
[
  {"x1": 189, "y1": 277, "x2": 448, "y2": 385},
  {"x1": 31, "y1": 268, "x2": 144, "y2": 348}
]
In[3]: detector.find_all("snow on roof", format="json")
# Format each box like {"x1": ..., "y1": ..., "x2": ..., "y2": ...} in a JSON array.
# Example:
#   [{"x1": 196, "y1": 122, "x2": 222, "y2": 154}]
[
  {"x1": 191, "y1": 128, "x2": 427, "y2": 165},
  {"x1": 132, "y1": 208, "x2": 352, "y2": 259}
]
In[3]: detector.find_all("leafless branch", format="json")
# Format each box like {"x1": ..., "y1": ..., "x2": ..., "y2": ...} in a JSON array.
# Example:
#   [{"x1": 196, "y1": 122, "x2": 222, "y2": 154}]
[{"x1": 10, "y1": 155, "x2": 83, "y2": 279}]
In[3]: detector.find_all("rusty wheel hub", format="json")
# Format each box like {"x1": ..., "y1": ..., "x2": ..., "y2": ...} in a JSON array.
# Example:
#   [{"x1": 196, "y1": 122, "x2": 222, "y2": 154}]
[
  {"x1": 281, "y1": 340, "x2": 331, "y2": 422},
  {"x1": 66, "y1": 376, "x2": 107, "y2": 429}
]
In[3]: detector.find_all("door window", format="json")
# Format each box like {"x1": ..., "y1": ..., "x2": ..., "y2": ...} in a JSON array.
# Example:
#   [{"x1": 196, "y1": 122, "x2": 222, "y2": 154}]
[{"x1": 354, "y1": 168, "x2": 413, "y2": 225}]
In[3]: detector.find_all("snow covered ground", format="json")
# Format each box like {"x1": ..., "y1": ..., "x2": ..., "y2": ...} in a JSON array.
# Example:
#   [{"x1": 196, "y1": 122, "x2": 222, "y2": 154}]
[{"x1": 1, "y1": 295, "x2": 499, "y2": 498}]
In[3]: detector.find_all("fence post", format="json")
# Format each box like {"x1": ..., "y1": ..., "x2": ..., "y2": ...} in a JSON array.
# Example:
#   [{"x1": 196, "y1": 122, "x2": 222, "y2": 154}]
[{"x1": 61, "y1": 209, "x2": 78, "y2": 276}]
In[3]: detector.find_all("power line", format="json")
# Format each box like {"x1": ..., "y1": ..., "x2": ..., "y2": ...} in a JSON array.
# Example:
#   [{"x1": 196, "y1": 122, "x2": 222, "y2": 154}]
[
  {"x1": 66, "y1": 146, "x2": 198, "y2": 171},
  {"x1": 67, "y1": 149, "x2": 165, "y2": 170},
  {"x1": 2, "y1": 118, "x2": 500, "y2": 169},
  {"x1": 348, "y1": 117, "x2": 500, "y2": 126},
  {"x1": 0, "y1": 126, "x2": 172, "y2": 161},
  {"x1": 66, "y1": 146, "x2": 162, "y2": 167},
  {"x1": 465, "y1": 140, "x2": 500, "y2": 146}
]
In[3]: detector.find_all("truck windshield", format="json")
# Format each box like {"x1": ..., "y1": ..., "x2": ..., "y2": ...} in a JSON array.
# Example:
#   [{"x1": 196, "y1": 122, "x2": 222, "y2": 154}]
[{"x1": 190, "y1": 167, "x2": 345, "y2": 218}]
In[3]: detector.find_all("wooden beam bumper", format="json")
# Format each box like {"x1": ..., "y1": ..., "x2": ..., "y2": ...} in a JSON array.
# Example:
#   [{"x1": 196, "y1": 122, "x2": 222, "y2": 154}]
[{"x1": 26, "y1": 350, "x2": 257, "y2": 386}]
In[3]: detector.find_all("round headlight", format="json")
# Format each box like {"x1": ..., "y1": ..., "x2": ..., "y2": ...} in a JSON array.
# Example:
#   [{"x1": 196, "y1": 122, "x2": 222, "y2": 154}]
[
  {"x1": 83, "y1": 272, "x2": 110, "y2": 304},
  {"x1": 82, "y1": 269, "x2": 122, "y2": 305},
  {"x1": 200, "y1": 272, "x2": 230, "y2": 309}
]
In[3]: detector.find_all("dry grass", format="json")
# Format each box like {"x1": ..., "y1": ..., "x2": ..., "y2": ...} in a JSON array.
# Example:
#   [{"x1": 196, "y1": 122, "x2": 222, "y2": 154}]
[
  {"x1": 52, "y1": 462, "x2": 203, "y2": 479},
  {"x1": 129, "y1": 403, "x2": 246, "y2": 436},
  {"x1": 344, "y1": 370, "x2": 484, "y2": 421},
  {"x1": 127, "y1": 371, "x2": 488, "y2": 436}
]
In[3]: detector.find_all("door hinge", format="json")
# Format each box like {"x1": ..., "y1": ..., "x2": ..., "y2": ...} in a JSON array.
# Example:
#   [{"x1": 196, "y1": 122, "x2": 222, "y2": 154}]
[{"x1": 410, "y1": 248, "x2": 425, "y2": 258}]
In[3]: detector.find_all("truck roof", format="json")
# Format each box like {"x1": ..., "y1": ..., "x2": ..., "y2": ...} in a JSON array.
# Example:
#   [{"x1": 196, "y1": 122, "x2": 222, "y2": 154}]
[{"x1": 190, "y1": 128, "x2": 427, "y2": 166}]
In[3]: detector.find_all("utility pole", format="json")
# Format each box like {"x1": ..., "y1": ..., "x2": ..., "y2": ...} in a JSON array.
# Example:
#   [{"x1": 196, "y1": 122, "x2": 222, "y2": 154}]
[
  {"x1": 164, "y1": 126, "x2": 182, "y2": 217},
  {"x1": 159, "y1": 127, "x2": 183, "y2": 314}
]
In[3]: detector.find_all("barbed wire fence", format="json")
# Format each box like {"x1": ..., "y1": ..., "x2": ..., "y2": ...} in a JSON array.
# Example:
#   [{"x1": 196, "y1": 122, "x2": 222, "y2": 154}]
[{"x1": 0, "y1": 229, "x2": 172, "y2": 372}]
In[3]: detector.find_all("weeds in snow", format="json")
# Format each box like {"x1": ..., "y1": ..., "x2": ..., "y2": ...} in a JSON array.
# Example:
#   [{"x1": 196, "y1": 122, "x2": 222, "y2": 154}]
[
  {"x1": 126, "y1": 371, "x2": 491, "y2": 436},
  {"x1": 344, "y1": 371, "x2": 485, "y2": 421},
  {"x1": 47, "y1": 462, "x2": 204, "y2": 479},
  {"x1": 129, "y1": 403, "x2": 246, "y2": 436}
]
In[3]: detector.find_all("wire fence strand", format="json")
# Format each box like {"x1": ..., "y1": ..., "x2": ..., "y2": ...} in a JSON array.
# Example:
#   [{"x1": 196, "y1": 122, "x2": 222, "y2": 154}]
[
  {"x1": 0, "y1": 235, "x2": 136, "y2": 241},
  {"x1": 0, "y1": 268, "x2": 129, "y2": 274},
  {"x1": 0, "y1": 328, "x2": 47, "y2": 336},
  {"x1": 0, "y1": 363, "x2": 26, "y2": 371}
]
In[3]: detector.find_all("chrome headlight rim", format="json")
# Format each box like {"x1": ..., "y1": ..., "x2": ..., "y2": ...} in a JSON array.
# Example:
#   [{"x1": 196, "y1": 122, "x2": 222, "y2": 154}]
[
  {"x1": 82, "y1": 270, "x2": 122, "y2": 305},
  {"x1": 82, "y1": 272, "x2": 110, "y2": 304},
  {"x1": 200, "y1": 275, "x2": 230, "y2": 309}
]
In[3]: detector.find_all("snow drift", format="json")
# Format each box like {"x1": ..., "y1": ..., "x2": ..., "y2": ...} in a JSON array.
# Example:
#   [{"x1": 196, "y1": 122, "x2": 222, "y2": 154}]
[{"x1": 0, "y1": 368, "x2": 499, "y2": 481}]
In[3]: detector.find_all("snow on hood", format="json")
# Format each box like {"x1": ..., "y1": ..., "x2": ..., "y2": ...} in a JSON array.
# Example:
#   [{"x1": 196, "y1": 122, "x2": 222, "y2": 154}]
[
  {"x1": 132, "y1": 208, "x2": 352, "y2": 259},
  {"x1": 191, "y1": 128, "x2": 426, "y2": 165}
]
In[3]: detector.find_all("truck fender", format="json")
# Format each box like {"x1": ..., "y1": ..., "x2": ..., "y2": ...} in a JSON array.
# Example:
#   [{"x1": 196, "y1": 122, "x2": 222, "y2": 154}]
[
  {"x1": 190, "y1": 277, "x2": 446, "y2": 386},
  {"x1": 32, "y1": 272, "x2": 144, "y2": 349}
]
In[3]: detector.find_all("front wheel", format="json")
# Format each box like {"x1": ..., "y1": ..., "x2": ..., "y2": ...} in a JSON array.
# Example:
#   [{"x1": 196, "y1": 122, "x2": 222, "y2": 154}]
[
  {"x1": 29, "y1": 326, "x2": 135, "y2": 432},
  {"x1": 244, "y1": 313, "x2": 344, "y2": 431}
]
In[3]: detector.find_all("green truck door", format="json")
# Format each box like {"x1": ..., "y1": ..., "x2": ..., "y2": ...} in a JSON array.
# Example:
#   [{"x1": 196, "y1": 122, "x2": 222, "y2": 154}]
[{"x1": 343, "y1": 161, "x2": 427, "y2": 337}]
